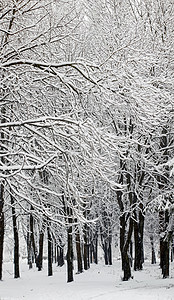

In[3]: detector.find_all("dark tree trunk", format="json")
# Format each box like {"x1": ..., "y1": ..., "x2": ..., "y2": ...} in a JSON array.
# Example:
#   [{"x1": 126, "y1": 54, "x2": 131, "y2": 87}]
[
  {"x1": 37, "y1": 231, "x2": 44, "y2": 271},
  {"x1": 134, "y1": 220, "x2": 143, "y2": 270},
  {"x1": 0, "y1": 182, "x2": 5, "y2": 280},
  {"x1": 158, "y1": 127, "x2": 170, "y2": 278},
  {"x1": 119, "y1": 212, "x2": 125, "y2": 271},
  {"x1": 90, "y1": 232, "x2": 98, "y2": 264},
  {"x1": 84, "y1": 239, "x2": 88, "y2": 270},
  {"x1": 84, "y1": 224, "x2": 90, "y2": 270},
  {"x1": 160, "y1": 240, "x2": 169, "y2": 278},
  {"x1": 122, "y1": 252, "x2": 132, "y2": 281},
  {"x1": 90, "y1": 242, "x2": 93, "y2": 263},
  {"x1": 119, "y1": 211, "x2": 133, "y2": 281},
  {"x1": 104, "y1": 241, "x2": 108, "y2": 265},
  {"x1": 150, "y1": 235, "x2": 156, "y2": 264},
  {"x1": 171, "y1": 240, "x2": 174, "y2": 262},
  {"x1": 93, "y1": 233, "x2": 98, "y2": 264},
  {"x1": 139, "y1": 204, "x2": 145, "y2": 264},
  {"x1": 130, "y1": 240, "x2": 133, "y2": 267},
  {"x1": 29, "y1": 207, "x2": 37, "y2": 263},
  {"x1": 11, "y1": 195, "x2": 20, "y2": 278},
  {"x1": 47, "y1": 225, "x2": 53, "y2": 276},
  {"x1": 67, "y1": 220, "x2": 74, "y2": 282},
  {"x1": 108, "y1": 240, "x2": 112, "y2": 265},
  {"x1": 27, "y1": 230, "x2": 32, "y2": 269},
  {"x1": 134, "y1": 200, "x2": 144, "y2": 271},
  {"x1": 102, "y1": 239, "x2": 112, "y2": 265},
  {"x1": 62, "y1": 196, "x2": 74, "y2": 282},
  {"x1": 54, "y1": 242, "x2": 57, "y2": 264},
  {"x1": 117, "y1": 161, "x2": 134, "y2": 281},
  {"x1": 75, "y1": 231, "x2": 83, "y2": 273},
  {"x1": 159, "y1": 210, "x2": 169, "y2": 278},
  {"x1": 57, "y1": 246, "x2": 64, "y2": 267}
]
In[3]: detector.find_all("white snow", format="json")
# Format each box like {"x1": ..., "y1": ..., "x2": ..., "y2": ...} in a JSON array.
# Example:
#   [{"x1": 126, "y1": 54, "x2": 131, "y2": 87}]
[{"x1": 1, "y1": 260, "x2": 174, "y2": 300}]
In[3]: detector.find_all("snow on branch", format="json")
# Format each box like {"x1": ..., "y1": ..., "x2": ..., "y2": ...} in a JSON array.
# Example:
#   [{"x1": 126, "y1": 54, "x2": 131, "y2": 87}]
[{"x1": 0, "y1": 60, "x2": 99, "y2": 84}]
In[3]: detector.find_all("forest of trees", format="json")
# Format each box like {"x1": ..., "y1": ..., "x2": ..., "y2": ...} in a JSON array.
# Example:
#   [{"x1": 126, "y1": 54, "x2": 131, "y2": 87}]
[{"x1": 0, "y1": 0, "x2": 173, "y2": 283}]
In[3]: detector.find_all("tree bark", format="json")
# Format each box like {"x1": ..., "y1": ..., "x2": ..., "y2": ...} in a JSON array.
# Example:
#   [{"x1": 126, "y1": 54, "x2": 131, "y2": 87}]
[
  {"x1": 159, "y1": 210, "x2": 169, "y2": 278},
  {"x1": 121, "y1": 218, "x2": 133, "y2": 281},
  {"x1": 67, "y1": 219, "x2": 73, "y2": 282},
  {"x1": 84, "y1": 224, "x2": 90, "y2": 270},
  {"x1": 108, "y1": 239, "x2": 112, "y2": 265},
  {"x1": 57, "y1": 246, "x2": 64, "y2": 267},
  {"x1": 11, "y1": 194, "x2": 20, "y2": 278},
  {"x1": 29, "y1": 207, "x2": 37, "y2": 263},
  {"x1": 27, "y1": 230, "x2": 32, "y2": 269},
  {"x1": 37, "y1": 230, "x2": 44, "y2": 271},
  {"x1": 75, "y1": 231, "x2": 83, "y2": 273},
  {"x1": 158, "y1": 127, "x2": 170, "y2": 278},
  {"x1": 150, "y1": 235, "x2": 156, "y2": 264},
  {"x1": 93, "y1": 232, "x2": 98, "y2": 264},
  {"x1": 47, "y1": 225, "x2": 53, "y2": 276},
  {"x1": 90, "y1": 231, "x2": 98, "y2": 264}
]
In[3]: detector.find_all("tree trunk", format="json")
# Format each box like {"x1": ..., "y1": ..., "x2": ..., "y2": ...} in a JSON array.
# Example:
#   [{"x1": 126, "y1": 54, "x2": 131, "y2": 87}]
[
  {"x1": 104, "y1": 241, "x2": 108, "y2": 265},
  {"x1": 134, "y1": 201, "x2": 144, "y2": 271},
  {"x1": 120, "y1": 215, "x2": 133, "y2": 281},
  {"x1": 57, "y1": 246, "x2": 64, "y2": 267},
  {"x1": 84, "y1": 224, "x2": 90, "y2": 270},
  {"x1": 67, "y1": 220, "x2": 74, "y2": 282},
  {"x1": 29, "y1": 207, "x2": 37, "y2": 263},
  {"x1": 122, "y1": 252, "x2": 132, "y2": 281},
  {"x1": 37, "y1": 230, "x2": 44, "y2": 271},
  {"x1": 93, "y1": 232, "x2": 98, "y2": 264},
  {"x1": 150, "y1": 235, "x2": 156, "y2": 264},
  {"x1": 47, "y1": 225, "x2": 53, "y2": 276},
  {"x1": 160, "y1": 240, "x2": 169, "y2": 278},
  {"x1": 54, "y1": 242, "x2": 57, "y2": 264},
  {"x1": 75, "y1": 231, "x2": 83, "y2": 273},
  {"x1": 159, "y1": 210, "x2": 169, "y2": 278},
  {"x1": 11, "y1": 195, "x2": 20, "y2": 278},
  {"x1": 90, "y1": 232, "x2": 98, "y2": 264},
  {"x1": 134, "y1": 220, "x2": 143, "y2": 270},
  {"x1": 171, "y1": 240, "x2": 174, "y2": 262},
  {"x1": 158, "y1": 127, "x2": 170, "y2": 278},
  {"x1": 130, "y1": 240, "x2": 133, "y2": 267},
  {"x1": 27, "y1": 230, "x2": 32, "y2": 269},
  {"x1": 108, "y1": 239, "x2": 112, "y2": 265}
]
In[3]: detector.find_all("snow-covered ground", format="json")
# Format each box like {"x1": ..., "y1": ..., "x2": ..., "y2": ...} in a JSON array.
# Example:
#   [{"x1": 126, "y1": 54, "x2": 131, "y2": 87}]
[{"x1": 1, "y1": 259, "x2": 174, "y2": 300}]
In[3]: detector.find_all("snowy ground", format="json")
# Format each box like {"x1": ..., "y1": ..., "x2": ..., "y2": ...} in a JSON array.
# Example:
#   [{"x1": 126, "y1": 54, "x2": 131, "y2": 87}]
[{"x1": 1, "y1": 259, "x2": 174, "y2": 300}]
